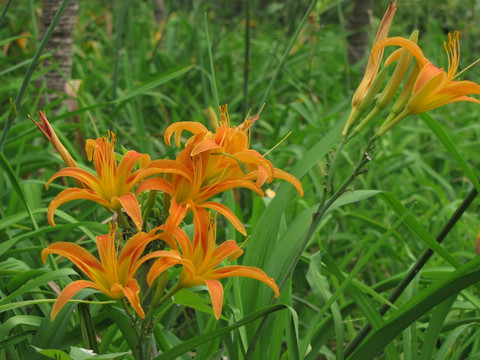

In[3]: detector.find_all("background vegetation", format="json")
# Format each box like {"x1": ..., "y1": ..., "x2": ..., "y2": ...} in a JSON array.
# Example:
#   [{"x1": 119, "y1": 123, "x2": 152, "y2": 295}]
[{"x1": 1, "y1": 0, "x2": 480, "y2": 359}]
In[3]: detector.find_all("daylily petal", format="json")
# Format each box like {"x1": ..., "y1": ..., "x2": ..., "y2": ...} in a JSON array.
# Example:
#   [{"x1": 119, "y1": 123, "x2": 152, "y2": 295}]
[
  {"x1": 118, "y1": 231, "x2": 161, "y2": 277},
  {"x1": 47, "y1": 188, "x2": 111, "y2": 226},
  {"x1": 198, "y1": 179, "x2": 263, "y2": 202},
  {"x1": 136, "y1": 177, "x2": 175, "y2": 197},
  {"x1": 191, "y1": 138, "x2": 221, "y2": 156},
  {"x1": 46, "y1": 168, "x2": 101, "y2": 192},
  {"x1": 31, "y1": 112, "x2": 79, "y2": 169},
  {"x1": 42, "y1": 242, "x2": 105, "y2": 284},
  {"x1": 146, "y1": 253, "x2": 183, "y2": 285},
  {"x1": 205, "y1": 279, "x2": 224, "y2": 319},
  {"x1": 116, "y1": 193, "x2": 143, "y2": 231},
  {"x1": 116, "y1": 150, "x2": 144, "y2": 190},
  {"x1": 122, "y1": 279, "x2": 145, "y2": 318},
  {"x1": 212, "y1": 265, "x2": 280, "y2": 298},
  {"x1": 371, "y1": 36, "x2": 428, "y2": 70},
  {"x1": 146, "y1": 159, "x2": 193, "y2": 181},
  {"x1": 51, "y1": 280, "x2": 98, "y2": 321},
  {"x1": 272, "y1": 168, "x2": 304, "y2": 197},
  {"x1": 210, "y1": 240, "x2": 243, "y2": 268},
  {"x1": 201, "y1": 201, "x2": 246, "y2": 235},
  {"x1": 164, "y1": 121, "x2": 209, "y2": 147}
]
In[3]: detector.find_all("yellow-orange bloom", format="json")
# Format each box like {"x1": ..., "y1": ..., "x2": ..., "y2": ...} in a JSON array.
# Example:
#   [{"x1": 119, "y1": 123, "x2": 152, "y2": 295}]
[
  {"x1": 374, "y1": 31, "x2": 480, "y2": 137},
  {"x1": 406, "y1": 31, "x2": 480, "y2": 113},
  {"x1": 147, "y1": 213, "x2": 279, "y2": 319},
  {"x1": 137, "y1": 105, "x2": 303, "y2": 235},
  {"x1": 41, "y1": 223, "x2": 181, "y2": 320},
  {"x1": 46, "y1": 132, "x2": 187, "y2": 230}
]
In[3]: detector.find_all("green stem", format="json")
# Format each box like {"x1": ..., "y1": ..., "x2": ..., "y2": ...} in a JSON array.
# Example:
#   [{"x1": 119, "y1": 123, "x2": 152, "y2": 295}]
[
  {"x1": 0, "y1": 0, "x2": 14, "y2": 29},
  {"x1": 246, "y1": 141, "x2": 374, "y2": 359},
  {"x1": 319, "y1": 138, "x2": 347, "y2": 211},
  {"x1": 204, "y1": 12, "x2": 220, "y2": 115},
  {"x1": 142, "y1": 190, "x2": 159, "y2": 229},
  {"x1": 112, "y1": 0, "x2": 129, "y2": 101},
  {"x1": 257, "y1": 0, "x2": 318, "y2": 113},
  {"x1": 242, "y1": 0, "x2": 251, "y2": 117},
  {"x1": 116, "y1": 210, "x2": 133, "y2": 232}
]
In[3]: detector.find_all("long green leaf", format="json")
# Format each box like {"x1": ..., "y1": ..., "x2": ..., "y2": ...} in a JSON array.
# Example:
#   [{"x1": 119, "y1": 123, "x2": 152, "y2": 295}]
[
  {"x1": 378, "y1": 192, "x2": 460, "y2": 268},
  {"x1": 0, "y1": 153, "x2": 38, "y2": 229},
  {"x1": 420, "y1": 112, "x2": 480, "y2": 194},
  {"x1": 112, "y1": 65, "x2": 194, "y2": 104},
  {"x1": 241, "y1": 119, "x2": 343, "y2": 314},
  {"x1": 154, "y1": 304, "x2": 290, "y2": 360},
  {"x1": 347, "y1": 256, "x2": 480, "y2": 360},
  {"x1": 0, "y1": 268, "x2": 77, "y2": 306}
]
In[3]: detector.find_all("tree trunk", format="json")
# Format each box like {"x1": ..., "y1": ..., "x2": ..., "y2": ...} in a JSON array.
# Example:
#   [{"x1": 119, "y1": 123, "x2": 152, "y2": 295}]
[
  {"x1": 347, "y1": 0, "x2": 373, "y2": 66},
  {"x1": 38, "y1": 0, "x2": 78, "y2": 109}
]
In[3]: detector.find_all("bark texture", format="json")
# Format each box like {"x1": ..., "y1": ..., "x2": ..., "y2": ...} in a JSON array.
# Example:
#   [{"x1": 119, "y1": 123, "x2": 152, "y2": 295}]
[
  {"x1": 39, "y1": 0, "x2": 78, "y2": 108},
  {"x1": 347, "y1": 0, "x2": 373, "y2": 65}
]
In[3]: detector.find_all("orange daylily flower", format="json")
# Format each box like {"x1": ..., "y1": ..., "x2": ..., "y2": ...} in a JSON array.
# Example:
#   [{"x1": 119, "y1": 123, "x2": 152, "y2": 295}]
[
  {"x1": 137, "y1": 105, "x2": 303, "y2": 235},
  {"x1": 406, "y1": 31, "x2": 480, "y2": 113},
  {"x1": 42, "y1": 223, "x2": 182, "y2": 320},
  {"x1": 373, "y1": 31, "x2": 480, "y2": 137},
  {"x1": 46, "y1": 132, "x2": 188, "y2": 230},
  {"x1": 343, "y1": 1, "x2": 397, "y2": 136},
  {"x1": 147, "y1": 213, "x2": 279, "y2": 319}
]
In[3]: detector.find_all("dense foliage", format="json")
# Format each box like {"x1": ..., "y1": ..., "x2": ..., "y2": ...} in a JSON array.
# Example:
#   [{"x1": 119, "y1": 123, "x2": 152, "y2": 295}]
[{"x1": 1, "y1": 1, "x2": 480, "y2": 359}]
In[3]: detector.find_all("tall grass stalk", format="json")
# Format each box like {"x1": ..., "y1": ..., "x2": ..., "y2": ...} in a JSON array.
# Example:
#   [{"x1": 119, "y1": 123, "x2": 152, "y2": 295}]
[{"x1": 256, "y1": 0, "x2": 318, "y2": 114}]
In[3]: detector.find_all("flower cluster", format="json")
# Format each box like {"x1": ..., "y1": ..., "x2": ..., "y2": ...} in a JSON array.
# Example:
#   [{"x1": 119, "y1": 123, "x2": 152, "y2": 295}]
[
  {"x1": 342, "y1": 1, "x2": 480, "y2": 139},
  {"x1": 37, "y1": 106, "x2": 302, "y2": 320}
]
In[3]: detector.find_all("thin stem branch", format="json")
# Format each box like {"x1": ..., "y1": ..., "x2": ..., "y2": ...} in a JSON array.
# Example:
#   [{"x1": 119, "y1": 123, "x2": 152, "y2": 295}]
[
  {"x1": 242, "y1": 0, "x2": 251, "y2": 118},
  {"x1": 246, "y1": 141, "x2": 374, "y2": 360}
]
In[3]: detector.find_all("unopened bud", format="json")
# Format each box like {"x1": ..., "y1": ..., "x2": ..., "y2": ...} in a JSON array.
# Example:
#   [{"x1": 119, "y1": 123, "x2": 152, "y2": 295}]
[
  {"x1": 30, "y1": 112, "x2": 78, "y2": 169},
  {"x1": 205, "y1": 106, "x2": 219, "y2": 131},
  {"x1": 150, "y1": 271, "x2": 169, "y2": 309},
  {"x1": 343, "y1": 66, "x2": 390, "y2": 138},
  {"x1": 377, "y1": 30, "x2": 419, "y2": 110}
]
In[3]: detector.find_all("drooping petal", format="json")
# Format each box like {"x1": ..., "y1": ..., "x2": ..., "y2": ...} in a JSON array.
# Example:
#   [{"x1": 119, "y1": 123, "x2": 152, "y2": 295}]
[
  {"x1": 42, "y1": 243, "x2": 105, "y2": 285},
  {"x1": 197, "y1": 179, "x2": 263, "y2": 202},
  {"x1": 209, "y1": 240, "x2": 243, "y2": 268},
  {"x1": 115, "y1": 193, "x2": 143, "y2": 231},
  {"x1": 50, "y1": 280, "x2": 98, "y2": 320},
  {"x1": 191, "y1": 138, "x2": 221, "y2": 156},
  {"x1": 164, "y1": 122, "x2": 209, "y2": 147},
  {"x1": 122, "y1": 278, "x2": 145, "y2": 318},
  {"x1": 136, "y1": 177, "x2": 176, "y2": 197},
  {"x1": 212, "y1": 265, "x2": 280, "y2": 298},
  {"x1": 146, "y1": 253, "x2": 183, "y2": 285},
  {"x1": 205, "y1": 279, "x2": 224, "y2": 319},
  {"x1": 200, "y1": 202, "x2": 246, "y2": 235},
  {"x1": 47, "y1": 188, "x2": 111, "y2": 226},
  {"x1": 145, "y1": 159, "x2": 193, "y2": 181},
  {"x1": 45, "y1": 168, "x2": 101, "y2": 191},
  {"x1": 272, "y1": 168, "x2": 304, "y2": 197},
  {"x1": 371, "y1": 36, "x2": 428, "y2": 70}
]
